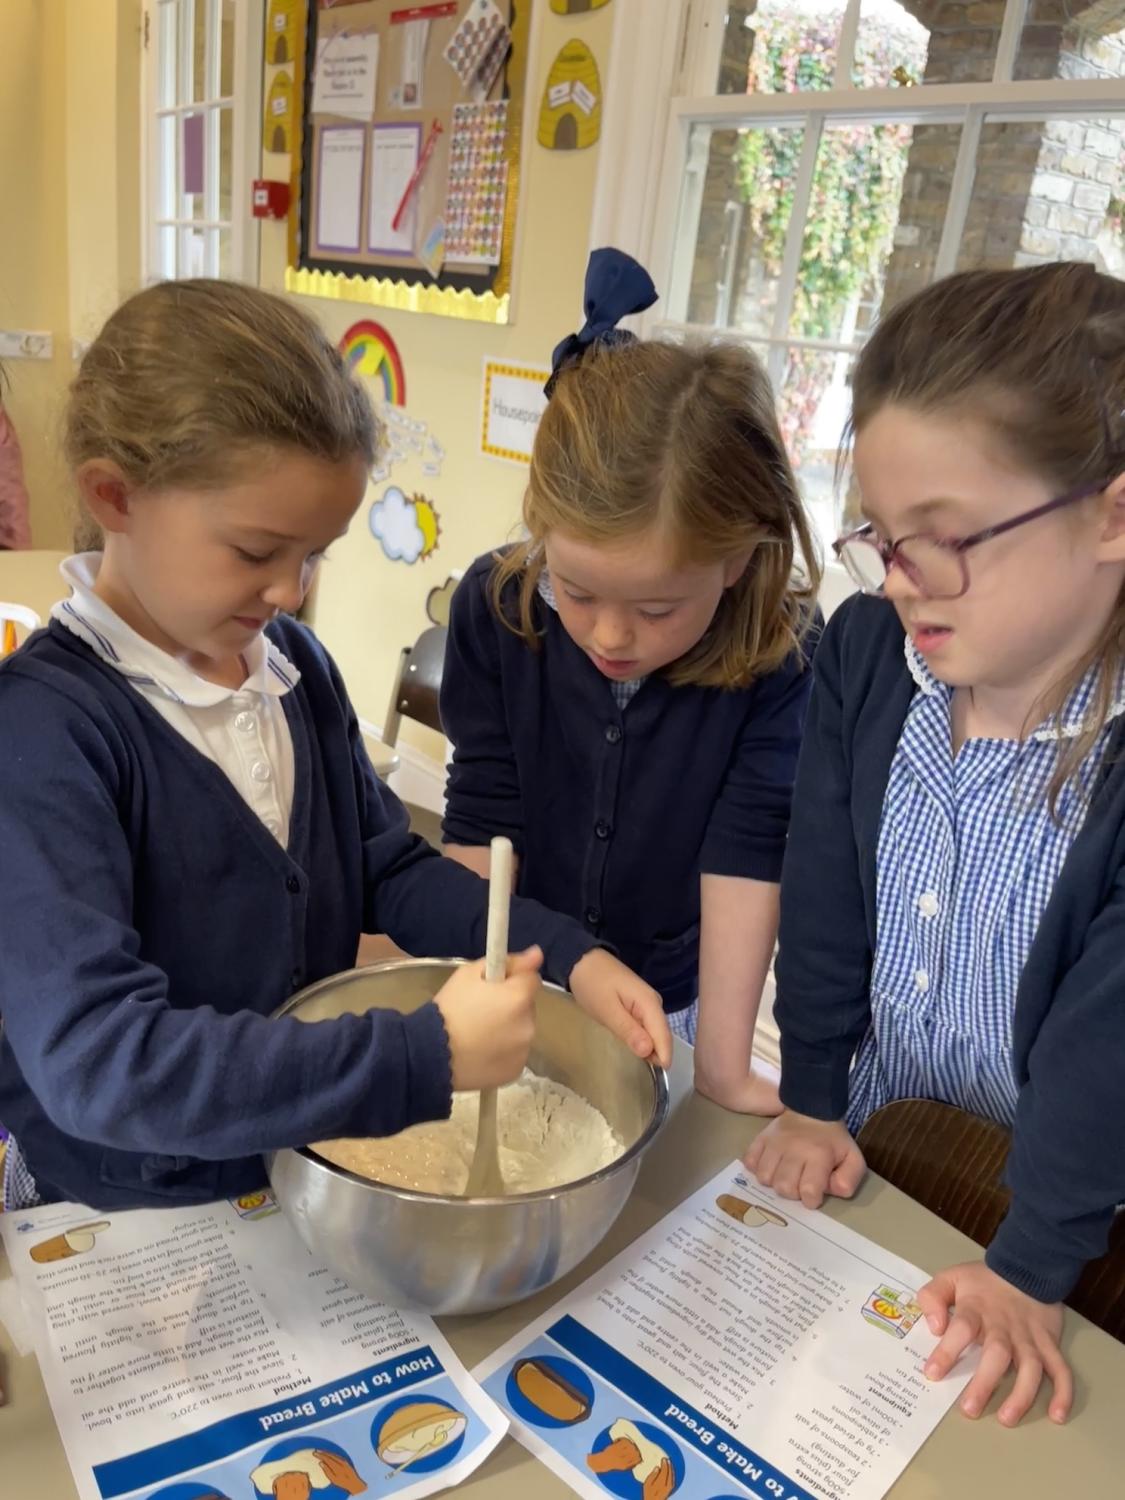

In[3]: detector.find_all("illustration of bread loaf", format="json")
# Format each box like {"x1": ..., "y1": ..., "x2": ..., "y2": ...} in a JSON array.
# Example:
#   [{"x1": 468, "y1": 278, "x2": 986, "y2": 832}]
[
  {"x1": 514, "y1": 1357, "x2": 593, "y2": 1424},
  {"x1": 375, "y1": 1399, "x2": 467, "y2": 1475},
  {"x1": 30, "y1": 1220, "x2": 110, "y2": 1263},
  {"x1": 716, "y1": 1195, "x2": 787, "y2": 1229}
]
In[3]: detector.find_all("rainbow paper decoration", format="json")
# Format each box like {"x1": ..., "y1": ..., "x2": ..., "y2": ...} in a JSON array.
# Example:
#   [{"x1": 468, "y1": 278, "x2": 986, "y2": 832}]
[{"x1": 338, "y1": 320, "x2": 407, "y2": 407}]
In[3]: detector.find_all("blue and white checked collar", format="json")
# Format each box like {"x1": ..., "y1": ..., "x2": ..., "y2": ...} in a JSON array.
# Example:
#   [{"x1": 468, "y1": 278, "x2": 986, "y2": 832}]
[
  {"x1": 52, "y1": 553, "x2": 301, "y2": 708},
  {"x1": 904, "y1": 635, "x2": 1125, "y2": 743},
  {"x1": 536, "y1": 566, "x2": 648, "y2": 709}
]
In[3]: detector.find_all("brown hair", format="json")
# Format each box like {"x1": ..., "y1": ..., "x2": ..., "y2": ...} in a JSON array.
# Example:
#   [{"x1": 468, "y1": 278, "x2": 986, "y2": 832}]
[
  {"x1": 849, "y1": 261, "x2": 1125, "y2": 809},
  {"x1": 492, "y1": 339, "x2": 820, "y2": 688},
  {"x1": 66, "y1": 279, "x2": 380, "y2": 548}
]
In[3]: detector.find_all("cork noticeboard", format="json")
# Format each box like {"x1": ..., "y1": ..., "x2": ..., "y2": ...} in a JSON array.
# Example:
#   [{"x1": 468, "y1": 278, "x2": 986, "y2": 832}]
[{"x1": 293, "y1": 0, "x2": 531, "y2": 311}]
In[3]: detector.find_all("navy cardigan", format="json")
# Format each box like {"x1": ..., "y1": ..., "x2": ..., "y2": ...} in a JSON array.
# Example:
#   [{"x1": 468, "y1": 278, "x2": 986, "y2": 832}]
[
  {"x1": 441, "y1": 553, "x2": 816, "y2": 1012},
  {"x1": 0, "y1": 619, "x2": 598, "y2": 1210},
  {"x1": 777, "y1": 593, "x2": 1125, "y2": 1302}
]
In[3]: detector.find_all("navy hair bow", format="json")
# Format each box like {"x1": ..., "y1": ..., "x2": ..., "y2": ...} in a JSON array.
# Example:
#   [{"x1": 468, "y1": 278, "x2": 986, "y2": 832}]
[{"x1": 545, "y1": 247, "x2": 659, "y2": 397}]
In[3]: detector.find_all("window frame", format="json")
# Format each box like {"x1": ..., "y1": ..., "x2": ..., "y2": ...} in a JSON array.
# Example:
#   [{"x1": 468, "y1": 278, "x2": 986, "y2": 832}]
[
  {"x1": 595, "y1": 0, "x2": 1125, "y2": 376},
  {"x1": 141, "y1": 0, "x2": 265, "y2": 284}
]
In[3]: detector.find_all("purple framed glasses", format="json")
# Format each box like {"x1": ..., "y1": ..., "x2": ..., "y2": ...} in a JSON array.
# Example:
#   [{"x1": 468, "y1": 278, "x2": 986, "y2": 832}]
[{"x1": 833, "y1": 482, "x2": 1104, "y2": 601}]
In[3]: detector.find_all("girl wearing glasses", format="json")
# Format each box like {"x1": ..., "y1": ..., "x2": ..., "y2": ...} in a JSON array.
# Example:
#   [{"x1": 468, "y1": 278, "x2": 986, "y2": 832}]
[{"x1": 748, "y1": 261, "x2": 1125, "y2": 1428}]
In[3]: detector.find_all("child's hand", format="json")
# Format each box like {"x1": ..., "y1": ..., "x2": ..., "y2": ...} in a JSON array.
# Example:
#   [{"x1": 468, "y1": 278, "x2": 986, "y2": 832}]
[
  {"x1": 743, "y1": 1109, "x2": 866, "y2": 1208},
  {"x1": 434, "y1": 948, "x2": 542, "y2": 1091},
  {"x1": 569, "y1": 950, "x2": 672, "y2": 1067},
  {"x1": 917, "y1": 1262, "x2": 1071, "y2": 1426},
  {"x1": 695, "y1": 1063, "x2": 783, "y2": 1117}
]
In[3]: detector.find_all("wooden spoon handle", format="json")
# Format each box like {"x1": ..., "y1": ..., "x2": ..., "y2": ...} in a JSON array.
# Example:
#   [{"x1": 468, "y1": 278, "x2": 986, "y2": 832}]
[{"x1": 465, "y1": 837, "x2": 513, "y2": 1198}]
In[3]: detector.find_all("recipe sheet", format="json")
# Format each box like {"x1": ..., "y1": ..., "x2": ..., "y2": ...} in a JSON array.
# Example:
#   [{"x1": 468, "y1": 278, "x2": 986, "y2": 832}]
[
  {"x1": 475, "y1": 1162, "x2": 975, "y2": 1500},
  {"x1": 1, "y1": 1192, "x2": 505, "y2": 1500}
]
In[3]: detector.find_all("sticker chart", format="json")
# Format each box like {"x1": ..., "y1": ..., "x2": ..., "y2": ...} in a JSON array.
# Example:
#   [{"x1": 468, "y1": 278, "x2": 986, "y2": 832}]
[
  {"x1": 476, "y1": 1162, "x2": 976, "y2": 1500},
  {"x1": 1, "y1": 1195, "x2": 505, "y2": 1500},
  {"x1": 444, "y1": 101, "x2": 508, "y2": 265}
]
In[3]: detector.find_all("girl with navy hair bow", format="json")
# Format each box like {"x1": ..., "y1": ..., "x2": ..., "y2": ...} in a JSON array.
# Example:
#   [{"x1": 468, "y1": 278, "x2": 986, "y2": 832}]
[{"x1": 440, "y1": 249, "x2": 821, "y2": 1118}]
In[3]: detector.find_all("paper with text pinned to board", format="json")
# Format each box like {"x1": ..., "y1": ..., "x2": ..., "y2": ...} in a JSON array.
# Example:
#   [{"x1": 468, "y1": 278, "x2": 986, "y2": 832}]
[
  {"x1": 1, "y1": 1192, "x2": 506, "y2": 1500},
  {"x1": 474, "y1": 1161, "x2": 976, "y2": 1500}
]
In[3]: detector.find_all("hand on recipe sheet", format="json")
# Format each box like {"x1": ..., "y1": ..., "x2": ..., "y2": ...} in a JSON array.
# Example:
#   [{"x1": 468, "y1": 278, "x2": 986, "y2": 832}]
[
  {"x1": 569, "y1": 949, "x2": 673, "y2": 1068},
  {"x1": 435, "y1": 946, "x2": 542, "y2": 1090},
  {"x1": 918, "y1": 1261, "x2": 1071, "y2": 1427},
  {"x1": 743, "y1": 1109, "x2": 867, "y2": 1208}
]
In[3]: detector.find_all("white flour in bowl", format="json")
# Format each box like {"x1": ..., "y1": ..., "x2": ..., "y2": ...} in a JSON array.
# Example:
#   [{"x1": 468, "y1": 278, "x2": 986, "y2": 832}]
[{"x1": 314, "y1": 1072, "x2": 623, "y2": 1195}]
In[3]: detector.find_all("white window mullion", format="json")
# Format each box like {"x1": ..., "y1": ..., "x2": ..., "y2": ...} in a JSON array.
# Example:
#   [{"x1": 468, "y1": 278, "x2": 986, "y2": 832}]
[
  {"x1": 933, "y1": 105, "x2": 983, "y2": 280},
  {"x1": 767, "y1": 114, "x2": 824, "y2": 386},
  {"x1": 993, "y1": 0, "x2": 1031, "y2": 84},
  {"x1": 664, "y1": 124, "x2": 714, "y2": 324},
  {"x1": 833, "y1": 0, "x2": 863, "y2": 92},
  {"x1": 677, "y1": 0, "x2": 728, "y2": 98},
  {"x1": 230, "y1": 0, "x2": 264, "y2": 285},
  {"x1": 589, "y1": 0, "x2": 692, "y2": 296}
]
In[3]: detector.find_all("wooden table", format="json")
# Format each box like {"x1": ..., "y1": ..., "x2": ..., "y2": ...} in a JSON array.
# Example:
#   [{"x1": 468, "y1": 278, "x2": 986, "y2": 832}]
[{"x1": 3, "y1": 1048, "x2": 1124, "y2": 1498}]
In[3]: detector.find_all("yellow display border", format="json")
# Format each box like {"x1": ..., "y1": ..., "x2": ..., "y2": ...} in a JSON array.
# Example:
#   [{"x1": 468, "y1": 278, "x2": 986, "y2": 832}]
[{"x1": 480, "y1": 358, "x2": 549, "y2": 463}]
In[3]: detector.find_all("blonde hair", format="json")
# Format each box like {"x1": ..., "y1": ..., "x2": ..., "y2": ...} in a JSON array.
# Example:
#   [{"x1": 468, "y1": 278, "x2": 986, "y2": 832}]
[
  {"x1": 66, "y1": 279, "x2": 380, "y2": 548},
  {"x1": 849, "y1": 261, "x2": 1125, "y2": 808},
  {"x1": 492, "y1": 339, "x2": 820, "y2": 688}
]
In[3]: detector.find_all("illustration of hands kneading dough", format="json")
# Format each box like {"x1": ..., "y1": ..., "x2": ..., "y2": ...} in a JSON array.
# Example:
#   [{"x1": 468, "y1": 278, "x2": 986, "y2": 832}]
[
  {"x1": 587, "y1": 1420, "x2": 682, "y2": 1500},
  {"x1": 30, "y1": 1220, "x2": 110, "y2": 1262},
  {"x1": 250, "y1": 1447, "x2": 367, "y2": 1499}
]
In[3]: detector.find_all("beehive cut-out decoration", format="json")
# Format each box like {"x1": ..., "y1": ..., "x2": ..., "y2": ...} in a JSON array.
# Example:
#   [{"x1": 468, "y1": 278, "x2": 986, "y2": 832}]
[
  {"x1": 266, "y1": 0, "x2": 301, "y2": 66},
  {"x1": 538, "y1": 40, "x2": 602, "y2": 151},
  {"x1": 264, "y1": 71, "x2": 294, "y2": 155}
]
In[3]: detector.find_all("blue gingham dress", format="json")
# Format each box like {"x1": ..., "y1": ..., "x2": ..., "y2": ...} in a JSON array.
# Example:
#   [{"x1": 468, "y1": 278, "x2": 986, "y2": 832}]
[{"x1": 846, "y1": 640, "x2": 1125, "y2": 1135}]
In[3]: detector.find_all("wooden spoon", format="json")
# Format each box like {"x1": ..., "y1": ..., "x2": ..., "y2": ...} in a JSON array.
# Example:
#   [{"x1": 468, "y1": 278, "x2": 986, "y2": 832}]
[{"x1": 463, "y1": 836, "x2": 512, "y2": 1198}]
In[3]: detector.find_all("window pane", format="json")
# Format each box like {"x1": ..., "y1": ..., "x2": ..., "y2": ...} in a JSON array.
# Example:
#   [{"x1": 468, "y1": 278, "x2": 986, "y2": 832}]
[
  {"x1": 955, "y1": 115, "x2": 1125, "y2": 275},
  {"x1": 182, "y1": 226, "x2": 207, "y2": 277},
  {"x1": 678, "y1": 123, "x2": 807, "y2": 333},
  {"x1": 714, "y1": 336, "x2": 847, "y2": 555},
  {"x1": 193, "y1": 0, "x2": 208, "y2": 102},
  {"x1": 180, "y1": 112, "x2": 204, "y2": 220},
  {"x1": 219, "y1": 105, "x2": 233, "y2": 221},
  {"x1": 220, "y1": 0, "x2": 236, "y2": 98},
  {"x1": 773, "y1": 346, "x2": 851, "y2": 555},
  {"x1": 157, "y1": 113, "x2": 178, "y2": 219},
  {"x1": 726, "y1": 0, "x2": 846, "y2": 95},
  {"x1": 157, "y1": 224, "x2": 177, "y2": 282},
  {"x1": 853, "y1": 0, "x2": 931, "y2": 88},
  {"x1": 859, "y1": 0, "x2": 1002, "y2": 86},
  {"x1": 157, "y1": 0, "x2": 178, "y2": 108},
  {"x1": 1015, "y1": 0, "x2": 1125, "y2": 83},
  {"x1": 788, "y1": 121, "x2": 962, "y2": 341},
  {"x1": 178, "y1": 0, "x2": 192, "y2": 104}
]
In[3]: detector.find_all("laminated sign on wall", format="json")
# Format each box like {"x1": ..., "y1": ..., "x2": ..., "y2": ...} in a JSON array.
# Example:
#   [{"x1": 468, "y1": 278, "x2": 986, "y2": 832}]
[{"x1": 481, "y1": 359, "x2": 550, "y2": 465}]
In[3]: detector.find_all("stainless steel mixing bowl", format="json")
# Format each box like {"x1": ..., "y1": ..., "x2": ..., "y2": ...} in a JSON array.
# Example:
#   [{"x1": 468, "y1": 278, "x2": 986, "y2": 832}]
[{"x1": 268, "y1": 959, "x2": 669, "y2": 1314}]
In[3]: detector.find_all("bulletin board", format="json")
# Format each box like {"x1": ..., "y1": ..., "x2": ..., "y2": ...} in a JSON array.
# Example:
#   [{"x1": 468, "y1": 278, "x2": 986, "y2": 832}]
[{"x1": 290, "y1": 0, "x2": 532, "y2": 320}]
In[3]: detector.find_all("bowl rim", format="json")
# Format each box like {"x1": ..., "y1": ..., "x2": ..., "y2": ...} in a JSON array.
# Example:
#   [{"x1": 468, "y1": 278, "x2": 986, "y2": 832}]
[{"x1": 270, "y1": 957, "x2": 671, "y2": 1206}]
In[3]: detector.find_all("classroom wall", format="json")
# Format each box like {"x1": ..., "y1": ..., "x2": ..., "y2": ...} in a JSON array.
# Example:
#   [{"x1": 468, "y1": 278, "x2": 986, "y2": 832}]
[
  {"x1": 258, "y1": 3, "x2": 616, "y2": 767},
  {"x1": 0, "y1": 0, "x2": 141, "y2": 550},
  {"x1": 1, "y1": 0, "x2": 72, "y2": 549}
]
